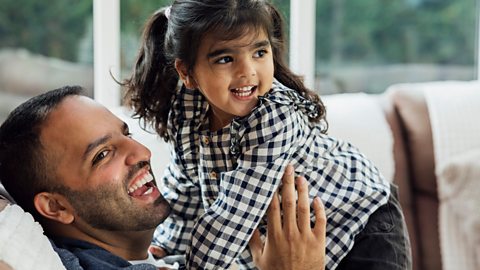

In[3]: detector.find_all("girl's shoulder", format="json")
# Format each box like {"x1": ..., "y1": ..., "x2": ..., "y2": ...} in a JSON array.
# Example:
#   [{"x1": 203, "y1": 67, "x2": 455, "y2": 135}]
[
  {"x1": 256, "y1": 80, "x2": 319, "y2": 119},
  {"x1": 170, "y1": 85, "x2": 208, "y2": 121},
  {"x1": 168, "y1": 86, "x2": 208, "y2": 140}
]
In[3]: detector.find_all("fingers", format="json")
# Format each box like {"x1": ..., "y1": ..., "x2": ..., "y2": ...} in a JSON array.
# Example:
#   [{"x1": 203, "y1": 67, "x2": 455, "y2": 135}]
[
  {"x1": 249, "y1": 229, "x2": 263, "y2": 263},
  {"x1": 281, "y1": 164, "x2": 298, "y2": 235},
  {"x1": 295, "y1": 176, "x2": 311, "y2": 233},
  {"x1": 312, "y1": 197, "x2": 327, "y2": 241},
  {"x1": 149, "y1": 245, "x2": 167, "y2": 259},
  {"x1": 266, "y1": 191, "x2": 282, "y2": 238}
]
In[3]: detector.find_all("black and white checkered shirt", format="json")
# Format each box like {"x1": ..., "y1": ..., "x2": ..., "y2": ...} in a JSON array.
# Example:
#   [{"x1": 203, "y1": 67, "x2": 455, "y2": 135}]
[{"x1": 153, "y1": 80, "x2": 391, "y2": 269}]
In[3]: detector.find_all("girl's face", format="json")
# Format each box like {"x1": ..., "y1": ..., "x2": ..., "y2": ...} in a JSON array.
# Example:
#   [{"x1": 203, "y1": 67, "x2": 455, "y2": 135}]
[{"x1": 185, "y1": 28, "x2": 274, "y2": 130}]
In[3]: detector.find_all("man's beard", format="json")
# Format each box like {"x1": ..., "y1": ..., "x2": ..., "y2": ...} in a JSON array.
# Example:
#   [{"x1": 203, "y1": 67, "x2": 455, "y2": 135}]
[{"x1": 52, "y1": 166, "x2": 170, "y2": 231}]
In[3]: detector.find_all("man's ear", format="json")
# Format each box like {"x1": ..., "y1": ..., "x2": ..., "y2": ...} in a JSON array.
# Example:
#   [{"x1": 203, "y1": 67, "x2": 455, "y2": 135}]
[
  {"x1": 174, "y1": 59, "x2": 197, "y2": 89},
  {"x1": 34, "y1": 192, "x2": 74, "y2": 224}
]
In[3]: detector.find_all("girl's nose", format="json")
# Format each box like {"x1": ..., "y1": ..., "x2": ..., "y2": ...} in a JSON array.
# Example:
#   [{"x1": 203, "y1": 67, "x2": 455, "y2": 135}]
[
  {"x1": 125, "y1": 138, "x2": 152, "y2": 166},
  {"x1": 237, "y1": 59, "x2": 256, "y2": 79}
]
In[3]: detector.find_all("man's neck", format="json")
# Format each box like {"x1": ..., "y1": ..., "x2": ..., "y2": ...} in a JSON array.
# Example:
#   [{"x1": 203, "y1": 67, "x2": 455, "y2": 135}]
[{"x1": 47, "y1": 223, "x2": 154, "y2": 261}]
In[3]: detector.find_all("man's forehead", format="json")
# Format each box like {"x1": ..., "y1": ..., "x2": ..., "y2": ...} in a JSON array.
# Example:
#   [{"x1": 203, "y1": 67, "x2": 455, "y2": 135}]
[{"x1": 39, "y1": 96, "x2": 117, "y2": 149}]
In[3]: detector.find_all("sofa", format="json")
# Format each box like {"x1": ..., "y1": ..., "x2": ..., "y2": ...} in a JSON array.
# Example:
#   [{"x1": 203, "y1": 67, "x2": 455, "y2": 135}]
[
  {"x1": 1, "y1": 80, "x2": 479, "y2": 270},
  {"x1": 282, "y1": 80, "x2": 479, "y2": 270}
]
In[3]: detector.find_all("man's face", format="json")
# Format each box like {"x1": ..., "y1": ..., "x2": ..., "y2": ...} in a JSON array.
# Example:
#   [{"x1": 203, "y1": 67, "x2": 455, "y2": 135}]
[{"x1": 40, "y1": 95, "x2": 170, "y2": 231}]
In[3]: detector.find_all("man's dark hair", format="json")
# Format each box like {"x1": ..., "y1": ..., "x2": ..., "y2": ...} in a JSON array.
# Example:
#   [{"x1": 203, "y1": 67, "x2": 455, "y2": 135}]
[{"x1": 0, "y1": 85, "x2": 83, "y2": 218}]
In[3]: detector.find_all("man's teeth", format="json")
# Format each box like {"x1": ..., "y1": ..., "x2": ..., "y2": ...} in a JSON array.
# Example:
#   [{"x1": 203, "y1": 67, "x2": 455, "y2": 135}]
[
  {"x1": 128, "y1": 173, "x2": 154, "y2": 194},
  {"x1": 144, "y1": 187, "x2": 153, "y2": 195}
]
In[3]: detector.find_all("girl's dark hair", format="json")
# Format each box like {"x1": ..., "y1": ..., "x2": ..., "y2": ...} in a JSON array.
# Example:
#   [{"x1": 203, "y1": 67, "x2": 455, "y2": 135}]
[{"x1": 123, "y1": 0, "x2": 327, "y2": 141}]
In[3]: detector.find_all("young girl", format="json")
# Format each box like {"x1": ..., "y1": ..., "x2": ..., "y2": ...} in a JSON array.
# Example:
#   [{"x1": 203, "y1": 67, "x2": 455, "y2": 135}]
[{"x1": 124, "y1": 1, "x2": 410, "y2": 269}]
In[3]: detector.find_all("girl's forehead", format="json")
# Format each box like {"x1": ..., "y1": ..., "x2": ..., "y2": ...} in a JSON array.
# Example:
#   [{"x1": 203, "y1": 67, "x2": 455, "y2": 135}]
[{"x1": 203, "y1": 27, "x2": 269, "y2": 49}]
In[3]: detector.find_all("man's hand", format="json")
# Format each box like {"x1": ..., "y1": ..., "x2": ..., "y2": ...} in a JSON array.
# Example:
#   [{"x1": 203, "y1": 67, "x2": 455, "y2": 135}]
[{"x1": 249, "y1": 165, "x2": 326, "y2": 270}]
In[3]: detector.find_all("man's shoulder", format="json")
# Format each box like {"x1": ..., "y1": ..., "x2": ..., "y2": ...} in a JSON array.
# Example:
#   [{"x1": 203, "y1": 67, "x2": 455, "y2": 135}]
[{"x1": 51, "y1": 237, "x2": 156, "y2": 270}]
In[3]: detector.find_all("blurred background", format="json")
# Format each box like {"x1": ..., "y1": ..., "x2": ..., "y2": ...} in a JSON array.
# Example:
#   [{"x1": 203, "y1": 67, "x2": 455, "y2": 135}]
[{"x1": 0, "y1": 0, "x2": 477, "y2": 122}]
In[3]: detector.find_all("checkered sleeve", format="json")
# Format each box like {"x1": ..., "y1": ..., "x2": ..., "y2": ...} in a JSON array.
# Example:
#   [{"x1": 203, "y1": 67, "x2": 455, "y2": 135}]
[
  {"x1": 185, "y1": 101, "x2": 299, "y2": 269},
  {"x1": 152, "y1": 157, "x2": 204, "y2": 255},
  {"x1": 152, "y1": 86, "x2": 207, "y2": 255}
]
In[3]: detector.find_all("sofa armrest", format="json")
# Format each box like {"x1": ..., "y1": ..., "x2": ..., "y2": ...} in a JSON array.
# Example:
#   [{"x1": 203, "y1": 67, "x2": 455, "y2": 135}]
[{"x1": 386, "y1": 83, "x2": 440, "y2": 270}]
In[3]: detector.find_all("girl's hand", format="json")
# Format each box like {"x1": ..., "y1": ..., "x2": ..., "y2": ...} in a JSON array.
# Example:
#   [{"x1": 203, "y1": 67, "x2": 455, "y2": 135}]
[
  {"x1": 249, "y1": 165, "x2": 326, "y2": 270},
  {"x1": 149, "y1": 245, "x2": 168, "y2": 258}
]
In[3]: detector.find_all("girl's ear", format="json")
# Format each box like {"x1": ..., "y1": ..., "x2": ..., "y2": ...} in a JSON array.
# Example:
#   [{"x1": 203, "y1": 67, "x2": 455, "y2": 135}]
[
  {"x1": 34, "y1": 192, "x2": 75, "y2": 224},
  {"x1": 174, "y1": 59, "x2": 197, "y2": 89}
]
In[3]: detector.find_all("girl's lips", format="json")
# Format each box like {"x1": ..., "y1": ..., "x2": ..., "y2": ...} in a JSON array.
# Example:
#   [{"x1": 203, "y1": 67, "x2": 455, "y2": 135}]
[{"x1": 230, "y1": 86, "x2": 257, "y2": 100}]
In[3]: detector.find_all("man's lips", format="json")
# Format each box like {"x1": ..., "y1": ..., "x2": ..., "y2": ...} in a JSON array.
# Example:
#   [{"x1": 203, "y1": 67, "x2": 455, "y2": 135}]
[{"x1": 128, "y1": 170, "x2": 155, "y2": 196}]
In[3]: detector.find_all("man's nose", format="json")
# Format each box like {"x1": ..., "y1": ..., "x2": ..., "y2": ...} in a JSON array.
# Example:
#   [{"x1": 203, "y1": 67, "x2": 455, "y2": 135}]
[{"x1": 125, "y1": 138, "x2": 151, "y2": 165}]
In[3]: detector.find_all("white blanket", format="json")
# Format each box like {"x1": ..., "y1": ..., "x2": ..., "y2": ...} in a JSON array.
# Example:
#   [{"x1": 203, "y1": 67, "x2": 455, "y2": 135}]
[
  {"x1": 424, "y1": 80, "x2": 480, "y2": 270},
  {"x1": 0, "y1": 204, "x2": 65, "y2": 270}
]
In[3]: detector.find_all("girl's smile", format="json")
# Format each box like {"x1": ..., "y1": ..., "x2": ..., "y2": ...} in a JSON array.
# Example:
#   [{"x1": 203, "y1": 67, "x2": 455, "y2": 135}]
[
  {"x1": 176, "y1": 28, "x2": 274, "y2": 131},
  {"x1": 230, "y1": 85, "x2": 257, "y2": 100}
]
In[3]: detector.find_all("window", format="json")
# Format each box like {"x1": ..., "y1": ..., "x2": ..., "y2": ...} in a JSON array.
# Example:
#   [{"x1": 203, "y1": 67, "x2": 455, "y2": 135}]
[
  {"x1": 120, "y1": 0, "x2": 172, "y2": 84},
  {"x1": 0, "y1": 0, "x2": 93, "y2": 123},
  {"x1": 315, "y1": 0, "x2": 478, "y2": 94}
]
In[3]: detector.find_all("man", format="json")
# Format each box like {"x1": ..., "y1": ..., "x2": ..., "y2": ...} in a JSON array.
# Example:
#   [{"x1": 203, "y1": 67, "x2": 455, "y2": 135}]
[{"x1": 0, "y1": 86, "x2": 326, "y2": 270}]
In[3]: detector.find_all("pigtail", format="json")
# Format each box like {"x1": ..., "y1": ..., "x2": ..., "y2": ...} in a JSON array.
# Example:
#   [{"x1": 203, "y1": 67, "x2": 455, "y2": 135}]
[
  {"x1": 123, "y1": 7, "x2": 178, "y2": 141},
  {"x1": 267, "y1": 3, "x2": 327, "y2": 131}
]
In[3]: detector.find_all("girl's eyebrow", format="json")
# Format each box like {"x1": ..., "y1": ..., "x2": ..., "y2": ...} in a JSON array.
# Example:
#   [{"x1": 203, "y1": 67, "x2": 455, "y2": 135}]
[{"x1": 207, "y1": 40, "x2": 270, "y2": 59}]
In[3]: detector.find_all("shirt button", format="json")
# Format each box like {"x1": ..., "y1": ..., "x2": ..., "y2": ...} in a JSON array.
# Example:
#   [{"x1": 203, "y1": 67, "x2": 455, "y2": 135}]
[
  {"x1": 202, "y1": 135, "x2": 210, "y2": 145},
  {"x1": 209, "y1": 171, "x2": 217, "y2": 179}
]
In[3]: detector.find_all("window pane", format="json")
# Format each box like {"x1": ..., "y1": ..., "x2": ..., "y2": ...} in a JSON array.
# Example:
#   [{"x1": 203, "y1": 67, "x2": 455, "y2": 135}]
[
  {"x1": 120, "y1": 0, "x2": 171, "y2": 87},
  {"x1": 315, "y1": 0, "x2": 477, "y2": 94},
  {"x1": 0, "y1": 0, "x2": 93, "y2": 123}
]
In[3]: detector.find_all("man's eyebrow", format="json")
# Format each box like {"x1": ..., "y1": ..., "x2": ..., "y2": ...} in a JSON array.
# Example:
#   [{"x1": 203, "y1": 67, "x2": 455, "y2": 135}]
[
  {"x1": 83, "y1": 135, "x2": 111, "y2": 161},
  {"x1": 207, "y1": 40, "x2": 270, "y2": 59}
]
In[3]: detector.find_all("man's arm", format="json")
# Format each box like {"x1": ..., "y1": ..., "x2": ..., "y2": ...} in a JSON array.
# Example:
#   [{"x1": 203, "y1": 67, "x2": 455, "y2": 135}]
[{"x1": 249, "y1": 164, "x2": 326, "y2": 270}]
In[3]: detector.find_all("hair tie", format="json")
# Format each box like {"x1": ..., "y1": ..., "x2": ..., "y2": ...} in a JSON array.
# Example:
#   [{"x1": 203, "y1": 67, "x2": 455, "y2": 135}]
[{"x1": 165, "y1": 6, "x2": 172, "y2": 20}]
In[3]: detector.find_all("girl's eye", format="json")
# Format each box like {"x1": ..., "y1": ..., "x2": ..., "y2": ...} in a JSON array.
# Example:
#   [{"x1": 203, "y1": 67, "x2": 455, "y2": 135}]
[
  {"x1": 92, "y1": 150, "x2": 110, "y2": 165},
  {"x1": 254, "y1": 49, "x2": 268, "y2": 58},
  {"x1": 215, "y1": 56, "x2": 233, "y2": 64}
]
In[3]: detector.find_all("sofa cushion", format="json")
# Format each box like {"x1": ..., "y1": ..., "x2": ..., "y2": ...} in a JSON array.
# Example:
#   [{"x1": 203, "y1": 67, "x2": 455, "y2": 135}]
[
  {"x1": 323, "y1": 93, "x2": 395, "y2": 182},
  {"x1": 387, "y1": 84, "x2": 436, "y2": 196}
]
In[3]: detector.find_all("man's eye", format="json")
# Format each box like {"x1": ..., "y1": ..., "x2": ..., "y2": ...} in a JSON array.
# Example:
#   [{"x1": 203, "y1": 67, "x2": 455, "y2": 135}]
[
  {"x1": 254, "y1": 49, "x2": 268, "y2": 58},
  {"x1": 215, "y1": 56, "x2": 233, "y2": 64},
  {"x1": 92, "y1": 150, "x2": 109, "y2": 165}
]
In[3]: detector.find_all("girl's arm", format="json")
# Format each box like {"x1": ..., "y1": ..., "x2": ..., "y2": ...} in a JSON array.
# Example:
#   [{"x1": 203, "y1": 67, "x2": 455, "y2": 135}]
[{"x1": 151, "y1": 162, "x2": 204, "y2": 255}]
